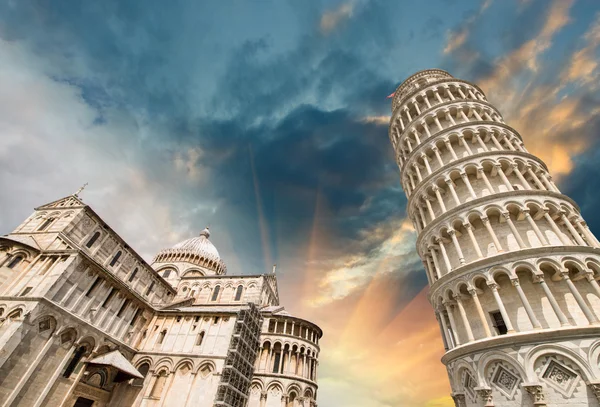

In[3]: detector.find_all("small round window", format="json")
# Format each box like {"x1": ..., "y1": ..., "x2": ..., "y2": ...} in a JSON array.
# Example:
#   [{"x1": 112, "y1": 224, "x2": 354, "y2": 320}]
[{"x1": 182, "y1": 287, "x2": 188, "y2": 292}]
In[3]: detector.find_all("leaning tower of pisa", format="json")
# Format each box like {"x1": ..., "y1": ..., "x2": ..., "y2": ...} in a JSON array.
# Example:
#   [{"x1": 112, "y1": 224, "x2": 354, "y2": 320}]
[{"x1": 389, "y1": 69, "x2": 600, "y2": 406}]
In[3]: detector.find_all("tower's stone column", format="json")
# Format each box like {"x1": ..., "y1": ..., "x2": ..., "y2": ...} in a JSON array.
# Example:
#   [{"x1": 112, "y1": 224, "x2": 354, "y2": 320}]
[{"x1": 389, "y1": 69, "x2": 600, "y2": 406}]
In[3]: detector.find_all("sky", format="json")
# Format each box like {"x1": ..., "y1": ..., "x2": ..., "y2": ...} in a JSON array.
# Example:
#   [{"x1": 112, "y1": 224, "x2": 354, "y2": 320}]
[{"x1": 1, "y1": 0, "x2": 600, "y2": 406}]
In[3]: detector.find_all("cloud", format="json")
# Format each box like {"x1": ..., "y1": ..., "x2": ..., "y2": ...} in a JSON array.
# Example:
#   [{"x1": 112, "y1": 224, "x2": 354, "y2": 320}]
[
  {"x1": 320, "y1": 2, "x2": 355, "y2": 34},
  {"x1": 443, "y1": 0, "x2": 492, "y2": 54},
  {"x1": 561, "y1": 13, "x2": 600, "y2": 86}
]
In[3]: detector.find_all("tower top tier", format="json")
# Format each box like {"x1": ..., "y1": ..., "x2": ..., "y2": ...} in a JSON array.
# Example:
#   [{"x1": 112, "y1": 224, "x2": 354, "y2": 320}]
[{"x1": 391, "y1": 69, "x2": 454, "y2": 113}]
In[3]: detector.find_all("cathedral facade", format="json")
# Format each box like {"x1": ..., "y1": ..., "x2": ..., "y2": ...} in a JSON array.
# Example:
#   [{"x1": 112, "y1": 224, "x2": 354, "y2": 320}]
[
  {"x1": 0, "y1": 195, "x2": 321, "y2": 407},
  {"x1": 389, "y1": 69, "x2": 600, "y2": 406}
]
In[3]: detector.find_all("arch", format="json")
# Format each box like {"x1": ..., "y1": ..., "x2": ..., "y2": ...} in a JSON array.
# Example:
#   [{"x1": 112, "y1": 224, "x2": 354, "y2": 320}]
[
  {"x1": 211, "y1": 285, "x2": 221, "y2": 301},
  {"x1": 196, "y1": 360, "x2": 216, "y2": 376},
  {"x1": 133, "y1": 362, "x2": 150, "y2": 387},
  {"x1": 153, "y1": 357, "x2": 175, "y2": 373},
  {"x1": 250, "y1": 378, "x2": 265, "y2": 392},
  {"x1": 109, "y1": 251, "x2": 122, "y2": 267},
  {"x1": 174, "y1": 359, "x2": 194, "y2": 374},
  {"x1": 266, "y1": 380, "x2": 284, "y2": 393},
  {"x1": 86, "y1": 231, "x2": 101, "y2": 248},
  {"x1": 234, "y1": 285, "x2": 244, "y2": 301},
  {"x1": 477, "y1": 351, "x2": 527, "y2": 386},
  {"x1": 524, "y1": 344, "x2": 595, "y2": 383}
]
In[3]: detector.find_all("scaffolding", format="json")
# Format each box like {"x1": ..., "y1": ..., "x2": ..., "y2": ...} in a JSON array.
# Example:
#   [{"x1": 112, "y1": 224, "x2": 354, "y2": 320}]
[{"x1": 214, "y1": 303, "x2": 263, "y2": 407}]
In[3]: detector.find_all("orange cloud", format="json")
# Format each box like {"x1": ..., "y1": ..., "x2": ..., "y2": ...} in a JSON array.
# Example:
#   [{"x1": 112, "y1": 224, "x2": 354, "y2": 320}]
[{"x1": 320, "y1": 2, "x2": 354, "y2": 34}]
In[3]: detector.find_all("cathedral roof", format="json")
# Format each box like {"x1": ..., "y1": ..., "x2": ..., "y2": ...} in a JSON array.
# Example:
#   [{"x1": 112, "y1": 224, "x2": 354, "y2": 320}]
[{"x1": 153, "y1": 227, "x2": 227, "y2": 275}]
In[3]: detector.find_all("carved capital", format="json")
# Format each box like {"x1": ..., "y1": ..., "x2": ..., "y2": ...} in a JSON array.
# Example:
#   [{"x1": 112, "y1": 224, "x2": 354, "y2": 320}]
[
  {"x1": 448, "y1": 229, "x2": 456, "y2": 236},
  {"x1": 487, "y1": 282, "x2": 499, "y2": 291},
  {"x1": 481, "y1": 216, "x2": 490, "y2": 224},
  {"x1": 451, "y1": 393, "x2": 466, "y2": 407},
  {"x1": 475, "y1": 387, "x2": 494, "y2": 407},
  {"x1": 588, "y1": 382, "x2": 600, "y2": 402},
  {"x1": 462, "y1": 222, "x2": 472, "y2": 230},
  {"x1": 522, "y1": 384, "x2": 546, "y2": 406},
  {"x1": 502, "y1": 212, "x2": 511, "y2": 220},
  {"x1": 510, "y1": 278, "x2": 520, "y2": 287}
]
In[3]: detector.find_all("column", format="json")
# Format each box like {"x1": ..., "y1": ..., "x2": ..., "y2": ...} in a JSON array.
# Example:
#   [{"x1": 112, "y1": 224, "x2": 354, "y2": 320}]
[
  {"x1": 449, "y1": 229, "x2": 465, "y2": 265},
  {"x1": 433, "y1": 186, "x2": 447, "y2": 212},
  {"x1": 404, "y1": 107, "x2": 412, "y2": 122},
  {"x1": 502, "y1": 212, "x2": 526, "y2": 249},
  {"x1": 426, "y1": 256, "x2": 438, "y2": 281},
  {"x1": 539, "y1": 172, "x2": 559, "y2": 193},
  {"x1": 459, "y1": 108, "x2": 469, "y2": 123},
  {"x1": 438, "y1": 309, "x2": 454, "y2": 348},
  {"x1": 421, "y1": 154, "x2": 432, "y2": 174},
  {"x1": 494, "y1": 164, "x2": 513, "y2": 189},
  {"x1": 434, "y1": 116, "x2": 443, "y2": 131},
  {"x1": 424, "y1": 196, "x2": 436, "y2": 220},
  {"x1": 526, "y1": 166, "x2": 546, "y2": 190},
  {"x1": 435, "y1": 313, "x2": 449, "y2": 350},
  {"x1": 457, "y1": 87, "x2": 466, "y2": 98},
  {"x1": 444, "y1": 86, "x2": 455, "y2": 101},
  {"x1": 560, "y1": 271, "x2": 599, "y2": 324},
  {"x1": 2, "y1": 333, "x2": 63, "y2": 407},
  {"x1": 460, "y1": 171, "x2": 477, "y2": 199},
  {"x1": 414, "y1": 164, "x2": 423, "y2": 182},
  {"x1": 183, "y1": 372, "x2": 199, "y2": 407},
  {"x1": 423, "y1": 93, "x2": 432, "y2": 108},
  {"x1": 434, "y1": 90, "x2": 444, "y2": 103},
  {"x1": 422, "y1": 121, "x2": 432, "y2": 138},
  {"x1": 445, "y1": 111, "x2": 456, "y2": 126},
  {"x1": 458, "y1": 135, "x2": 472, "y2": 155},
  {"x1": 560, "y1": 212, "x2": 586, "y2": 246},
  {"x1": 488, "y1": 283, "x2": 515, "y2": 333},
  {"x1": 478, "y1": 167, "x2": 495, "y2": 194},
  {"x1": 413, "y1": 100, "x2": 421, "y2": 115},
  {"x1": 444, "y1": 302, "x2": 461, "y2": 346},
  {"x1": 444, "y1": 140, "x2": 458, "y2": 160},
  {"x1": 445, "y1": 178, "x2": 461, "y2": 205},
  {"x1": 432, "y1": 146, "x2": 444, "y2": 167},
  {"x1": 429, "y1": 247, "x2": 442, "y2": 280},
  {"x1": 511, "y1": 164, "x2": 531, "y2": 189},
  {"x1": 576, "y1": 220, "x2": 599, "y2": 247},
  {"x1": 489, "y1": 133, "x2": 504, "y2": 150},
  {"x1": 464, "y1": 223, "x2": 483, "y2": 258},
  {"x1": 543, "y1": 210, "x2": 572, "y2": 245},
  {"x1": 535, "y1": 276, "x2": 569, "y2": 326},
  {"x1": 453, "y1": 295, "x2": 474, "y2": 342},
  {"x1": 474, "y1": 132, "x2": 489, "y2": 151},
  {"x1": 468, "y1": 288, "x2": 492, "y2": 337},
  {"x1": 482, "y1": 217, "x2": 504, "y2": 253},
  {"x1": 582, "y1": 222, "x2": 600, "y2": 247},
  {"x1": 412, "y1": 129, "x2": 421, "y2": 144},
  {"x1": 418, "y1": 205, "x2": 428, "y2": 225},
  {"x1": 511, "y1": 279, "x2": 541, "y2": 329},
  {"x1": 471, "y1": 108, "x2": 483, "y2": 121},
  {"x1": 158, "y1": 372, "x2": 177, "y2": 407},
  {"x1": 585, "y1": 273, "x2": 600, "y2": 301},
  {"x1": 437, "y1": 238, "x2": 453, "y2": 273}
]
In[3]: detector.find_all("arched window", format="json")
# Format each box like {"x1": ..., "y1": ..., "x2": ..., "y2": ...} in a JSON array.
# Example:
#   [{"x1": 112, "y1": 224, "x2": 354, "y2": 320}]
[
  {"x1": 196, "y1": 331, "x2": 205, "y2": 346},
  {"x1": 287, "y1": 392, "x2": 297, "y2": 407},
  {"x1": 234, "y1": 285, "x2": 244, "y2": 301},
  {"x1": 151, "y1": 370, "x2": 168, "y2": 398},
  {"x1": 7, "y1": 256, "x2": 23, "y2": 269},
  {"x1": 63, "y1": 346, "x2": 87, "y2": 378},
  {"x1": 128, "y1": 268, "x2": 138, "y2": 282},
  {"x1": 162, "y1": 269, "x2": 171, "y2": 278},
  {"x1": 37, "y1": 218, "x2": 55, "y2": 231},
  {"x1": 211, "y1": 285, "x2": 221, "y2": 301},
  {"x1": 133, "y1": 363, "x2": 150, "y2": 387},
  {"x1": 158, "y1": 330, "x2": 167, "y2": 344},
  {"x1": 86, "y1": 232, "x2": 101, "y2": 248},
  {"x1": 109, "y1": 251, "x2": 122, "y2": 267}
]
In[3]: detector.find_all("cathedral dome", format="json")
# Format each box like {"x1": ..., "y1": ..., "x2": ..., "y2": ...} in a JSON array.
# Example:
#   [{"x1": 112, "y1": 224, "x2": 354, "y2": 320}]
[{"x1": 153, "y1": 227, "x2": 227, "y2": 275}]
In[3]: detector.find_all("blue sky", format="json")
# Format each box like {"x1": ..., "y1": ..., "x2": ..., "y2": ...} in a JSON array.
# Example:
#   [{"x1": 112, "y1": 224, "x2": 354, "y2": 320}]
[{"x1": 1, "y1": 1, "x2": 600, "y2": 406}]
